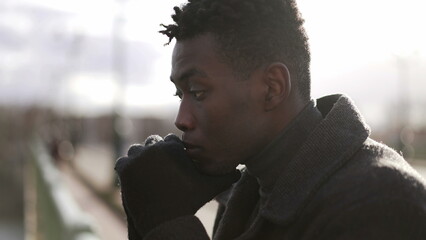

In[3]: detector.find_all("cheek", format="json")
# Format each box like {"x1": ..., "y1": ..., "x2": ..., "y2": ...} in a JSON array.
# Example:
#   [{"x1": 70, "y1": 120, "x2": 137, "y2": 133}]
[
  {"x1": 196, "y1": 83, "x2": 262, "y2": 151},
  {"x1": 202, "y1": 100, "x2": 256, "y2": 151},
  {"x1": 199, "y1": 106, "x2": 232, "y2": 138}
]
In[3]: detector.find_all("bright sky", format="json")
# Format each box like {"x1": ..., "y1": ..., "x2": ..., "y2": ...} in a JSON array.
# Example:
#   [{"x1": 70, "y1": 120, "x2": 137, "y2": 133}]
[{"x1": 4, "y1": 0, "x2": 426, "y2": 127}]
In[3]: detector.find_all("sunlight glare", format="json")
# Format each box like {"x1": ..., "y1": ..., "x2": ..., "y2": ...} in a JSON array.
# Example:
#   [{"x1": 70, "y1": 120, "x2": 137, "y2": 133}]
[{"x1": 68, "y1": 73, "x2": 118, "y2": 106}]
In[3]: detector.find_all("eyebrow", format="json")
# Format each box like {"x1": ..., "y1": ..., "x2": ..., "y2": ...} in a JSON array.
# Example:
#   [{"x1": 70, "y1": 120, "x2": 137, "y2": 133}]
[{"x1": 170, "y1": 68, "x2": 208, "y2": 84}]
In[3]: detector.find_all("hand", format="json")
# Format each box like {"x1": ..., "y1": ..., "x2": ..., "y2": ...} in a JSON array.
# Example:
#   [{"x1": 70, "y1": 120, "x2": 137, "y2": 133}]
[{"x1": 115, "y1": 134, "x2": 240, "y2": 237}]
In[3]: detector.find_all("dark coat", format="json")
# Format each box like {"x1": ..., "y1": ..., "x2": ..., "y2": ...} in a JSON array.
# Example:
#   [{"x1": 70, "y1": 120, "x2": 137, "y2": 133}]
[{"x1": 146, "y1": 94, "x2": 426, "y2": 240}]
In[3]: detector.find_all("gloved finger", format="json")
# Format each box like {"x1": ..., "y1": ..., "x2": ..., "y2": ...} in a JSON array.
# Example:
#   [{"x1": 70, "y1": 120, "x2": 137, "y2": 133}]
[
  {"x1": 114, "y1": 156, "x2": 130, "y2": 174},
  {"x1": 127, "y1": 144, "x2": 144, "y2": 157},
  {"x1": 144, "y1": 135, "x2": 163, "y2": 146},
  {"x1": 164, "y1": 134, "x2": 183, "y2": 145},
  {"x1": 163, "y1": 134, "x2": 186, "y2": 156}
]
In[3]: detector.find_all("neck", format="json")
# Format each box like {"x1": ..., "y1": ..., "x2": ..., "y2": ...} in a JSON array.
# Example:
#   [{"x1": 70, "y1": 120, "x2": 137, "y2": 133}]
[
  {"x1": 271, "y1": 93, "x2": 309, "y2": 136},
  {"x1": 245, "y1": 100, "x2": 323, "y2": 196}
]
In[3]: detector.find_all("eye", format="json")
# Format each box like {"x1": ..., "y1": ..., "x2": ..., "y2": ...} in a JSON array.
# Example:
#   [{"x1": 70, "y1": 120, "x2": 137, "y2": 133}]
[{"x1": 191, "y1": 90, "x2": 205, "y2": 100}]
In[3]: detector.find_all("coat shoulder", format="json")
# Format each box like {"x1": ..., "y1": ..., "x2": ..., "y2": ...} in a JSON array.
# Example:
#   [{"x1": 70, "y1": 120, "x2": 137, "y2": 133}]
[
  {"x1": 351, "y1": 138, "x2": 426, "y2": 191},
  {"x1": 309, "y1": 138, "x2": 426, "y2": 213},
  {"x1": 295, "y1": 139, "x2": 426, "y2": 239}
]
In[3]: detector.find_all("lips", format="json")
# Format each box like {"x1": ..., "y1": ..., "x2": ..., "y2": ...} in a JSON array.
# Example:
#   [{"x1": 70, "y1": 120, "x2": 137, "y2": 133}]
[{"x1": 183, "y1": 141, "x2": 202, "y2": 158}]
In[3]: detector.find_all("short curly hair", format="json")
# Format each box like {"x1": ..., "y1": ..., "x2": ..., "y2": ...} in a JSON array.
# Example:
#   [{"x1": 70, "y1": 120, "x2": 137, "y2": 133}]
[{"x1": 160, "y1": 0, "x2": 311, "y2": 100}]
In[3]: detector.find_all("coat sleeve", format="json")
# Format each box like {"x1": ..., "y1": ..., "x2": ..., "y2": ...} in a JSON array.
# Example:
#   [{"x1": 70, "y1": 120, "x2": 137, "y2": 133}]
[
  {"x1": 314, "y1": 198, "x2": 426, "y2": 240},
  {"x1": 144, "y1": 215, "x2": 210, "y2": 240}
]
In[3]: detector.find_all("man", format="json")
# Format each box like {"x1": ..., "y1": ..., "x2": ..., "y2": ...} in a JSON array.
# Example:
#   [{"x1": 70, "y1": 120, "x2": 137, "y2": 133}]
[{"x1": 115, "y1": 0, "x2": 426, "y2": 239}]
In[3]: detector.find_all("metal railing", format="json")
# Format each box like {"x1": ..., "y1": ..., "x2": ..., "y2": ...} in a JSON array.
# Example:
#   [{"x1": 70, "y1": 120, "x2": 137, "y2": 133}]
[{"x1": 29, "y1": 138, "x2": 100, "y2": 240}]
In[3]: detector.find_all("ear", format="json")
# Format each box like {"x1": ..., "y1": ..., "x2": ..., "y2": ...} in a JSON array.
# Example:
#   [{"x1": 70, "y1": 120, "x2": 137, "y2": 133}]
[{"x1": 263, "y1": 62, "x2": 291, "y2": 111}]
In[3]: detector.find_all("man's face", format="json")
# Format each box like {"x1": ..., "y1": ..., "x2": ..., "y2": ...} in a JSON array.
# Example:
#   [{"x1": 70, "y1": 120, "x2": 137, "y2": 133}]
[{"x1": 171, "y1": 33, "x2": 268, "y2": 175}]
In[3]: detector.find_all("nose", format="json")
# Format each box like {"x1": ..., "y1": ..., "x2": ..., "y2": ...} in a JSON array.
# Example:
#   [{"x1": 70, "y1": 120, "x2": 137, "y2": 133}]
[{"x1": 174, "y1": 100, "x2": 195, "y2": 132}]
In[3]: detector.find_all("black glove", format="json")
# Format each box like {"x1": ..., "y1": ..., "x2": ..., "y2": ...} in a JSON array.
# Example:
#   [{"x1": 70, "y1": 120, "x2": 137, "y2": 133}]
[{"x1": 115, "y1": 134, "x2": 241, "y2": 238}]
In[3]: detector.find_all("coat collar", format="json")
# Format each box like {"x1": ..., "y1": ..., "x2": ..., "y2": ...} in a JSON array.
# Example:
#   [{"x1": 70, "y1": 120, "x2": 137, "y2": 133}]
[
  {"x1": 245, "y1": 100, "x2": 323, "y2": 202},
  {"x1": 259, "y1": 94, "x2": 371, "y2": 225}
]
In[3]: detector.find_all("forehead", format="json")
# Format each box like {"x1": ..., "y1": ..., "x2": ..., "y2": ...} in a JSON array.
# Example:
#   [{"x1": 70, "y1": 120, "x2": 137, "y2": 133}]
[
  {"x1": 171, "y1": 34, "x2": 224, "y2": 78},
  {"x1": 172, "y1": 33, "x2": 218, "y2": 62}
]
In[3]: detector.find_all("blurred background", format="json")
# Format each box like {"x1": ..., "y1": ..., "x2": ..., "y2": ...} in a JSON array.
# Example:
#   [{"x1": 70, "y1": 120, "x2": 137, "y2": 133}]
[{"x1": 0, "y1": 0, "x2": 425, "y2": 239}]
